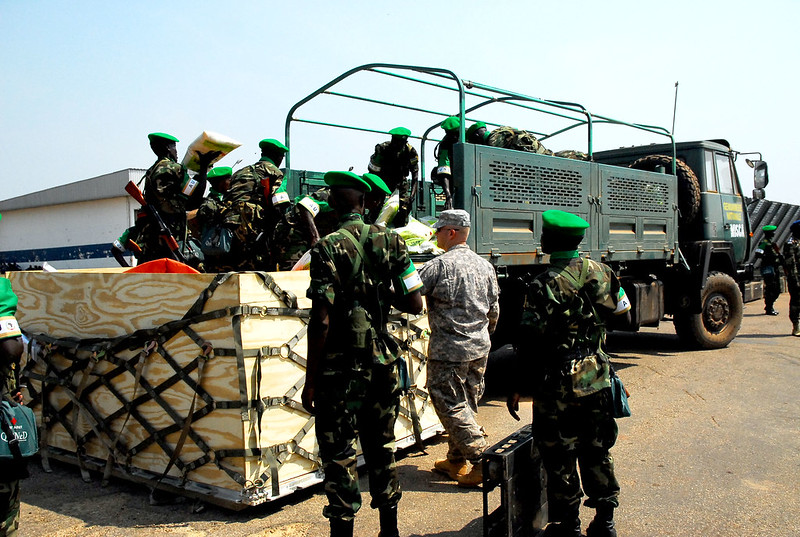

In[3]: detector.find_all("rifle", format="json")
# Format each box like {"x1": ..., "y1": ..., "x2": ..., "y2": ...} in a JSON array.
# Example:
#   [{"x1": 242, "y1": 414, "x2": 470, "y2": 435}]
[{"x1": 125, "y1": 181, "x2": 187, "y2": 264}]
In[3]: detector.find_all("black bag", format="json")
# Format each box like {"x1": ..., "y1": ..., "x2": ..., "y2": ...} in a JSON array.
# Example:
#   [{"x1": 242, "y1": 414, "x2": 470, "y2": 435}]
[
  {"x1": 0, "y1": 399, "x2": 39, "y2": 460},
  {"x1": 609, "y1": 369, "x2": 631, "y2": 419},
  {"x1": 200, "y1": 225, "x2": 233, "y2": 257}
]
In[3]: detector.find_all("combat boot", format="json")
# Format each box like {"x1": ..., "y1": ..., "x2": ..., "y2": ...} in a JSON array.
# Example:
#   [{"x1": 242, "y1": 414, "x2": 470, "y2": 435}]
[
  {"x1": 766, "y1": 308, "x2": 779, "y2": 316},
  {"x1": 377, "y1": 504, "x2": 399, "y2": 537},
  {"x1": 433, "y1": 458, "x2": 469, "y2": 480},
  {"x1": 586, "y1": 506, "x2": 617, "y2": 537},
  {"x1": 456, "y1": 462, "x2": 483, "y2": 488},
  {"x1": 543, "y1": 518, "x2": 582, "y2": 537},
  {"x1": 330, "y1": 517, "x2": 354, "y2": 537},
  {"x1": 792, "y1": 321, "x2": 800, "y2": 337}
]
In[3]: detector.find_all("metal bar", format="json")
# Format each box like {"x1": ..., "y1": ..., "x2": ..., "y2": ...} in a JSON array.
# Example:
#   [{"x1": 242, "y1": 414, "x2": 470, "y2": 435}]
[
  {"x1": 292, "y1": 118, "x2": 443, "y2": 142},
  {"x1": 323, "y1": 91, "x2": 450, "y2": 121}
]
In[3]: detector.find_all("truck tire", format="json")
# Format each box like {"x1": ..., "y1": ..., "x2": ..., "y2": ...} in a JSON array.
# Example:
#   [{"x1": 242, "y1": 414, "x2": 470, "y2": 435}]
[
  {"x1": 673, "y1": 271, "x2": 743, "y2": 349},
  {"x1": 630, "y1": 155, "x2": 701, "y2": 227}
]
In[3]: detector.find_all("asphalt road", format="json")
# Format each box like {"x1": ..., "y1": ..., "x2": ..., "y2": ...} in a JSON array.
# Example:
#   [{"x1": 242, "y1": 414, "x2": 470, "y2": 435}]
[{"x1": 16, "y1": 294, "x2": 800, "y2": 537}]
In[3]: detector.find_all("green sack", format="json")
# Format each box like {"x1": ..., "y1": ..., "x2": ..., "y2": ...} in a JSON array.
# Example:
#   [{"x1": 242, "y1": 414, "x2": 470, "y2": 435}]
[{"x1": 0, "y1": 400, "x2": 39, "y2": 459}]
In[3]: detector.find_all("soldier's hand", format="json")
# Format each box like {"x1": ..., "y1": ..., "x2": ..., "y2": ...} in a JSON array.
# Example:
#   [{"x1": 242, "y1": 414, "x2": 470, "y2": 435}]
[
  {"x1": 197, "y1": 150, "x2": 222, "y2": 169},
  {"x1": 506, "y1": 393, "x2": 521, "y2": 421},
  {"x1": 301, "y1": 384, "x2": 315, "y2": 414}
]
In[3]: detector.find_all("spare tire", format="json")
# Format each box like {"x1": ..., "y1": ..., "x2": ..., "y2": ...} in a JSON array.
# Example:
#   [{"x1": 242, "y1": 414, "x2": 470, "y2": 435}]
[{"x1": 630, "y1": 155, "x2": 701, "y2": 227}]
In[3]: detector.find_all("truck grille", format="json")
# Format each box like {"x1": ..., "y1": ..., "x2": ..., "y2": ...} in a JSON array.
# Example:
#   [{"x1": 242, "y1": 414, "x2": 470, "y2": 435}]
[
  {"x1": 487, "y1": 160, "x2": 584, "y2": 207},
  {"x1": 606, "y1": 175, "x2": 670, "y2": 214}
]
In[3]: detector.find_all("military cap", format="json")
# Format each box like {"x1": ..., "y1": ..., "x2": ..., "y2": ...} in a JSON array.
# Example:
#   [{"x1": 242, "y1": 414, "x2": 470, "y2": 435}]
[
  {"x1": 389, "y1": 127, "x2": 411, "y2": 137},
  {"x1": 148, "y1": 132, "x2": 179, "y2": 143},
  {"x1": 433, "y1": 209, "x2": 471, "y2": 229},
  {"x1": 466, "y1": 121, "x2": 487, "y2": 140},
  {"x1": 0, "y1": 279, "x2": 21, "y2": 341},
  {"x1": 207, "y1": 166, "x2": 233, "y2": 182},
  {"x1": 441, "y1": 116, "x2": 461, "y2": 131},
  {"x1": 762, "y1": 225, "x2": 777, "y2": 232},
  {"x1": 324, "y1": 171, "x2": 372, "y2": 192},
  {"x1": 542, "y1": 210, "x2": 590, "y2": 236},
  {"x1": 259, "y1": 139, "x2": 289, "y2": 153},
  {"x1": 361, "y1": 173, "x2": 391, "y2": 195}
]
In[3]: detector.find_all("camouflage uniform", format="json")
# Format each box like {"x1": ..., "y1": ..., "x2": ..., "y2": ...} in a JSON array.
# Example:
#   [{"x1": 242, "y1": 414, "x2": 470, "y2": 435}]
[
  {"x1": 518, "y1": 253, "x2": 628, "y2": 522},
  {"x1": 307, "y1": 212, "x2": 422, "y2": 521},
  {"x1": 418, "y1": 244, "x2": 499, "y2": 464},
  {"x1": 223, "y1": 157, "x2": 287, "y2": 270},
  {"x1": 273, "y1": 188, "x2": 338, "y2": 271},
  {"x1": 783, "y1": 235, "x2": 800, "y2": 323},
  {"x1": 487, "y1": 127, "x2": 590, "y2": 161},
  {"x1": 368, "y1": 142, "x2": 419, "y2": 223},
  {"x1": 755, "y1": 236, "x2": 783, "y2": 313},
  {"x1": 192, "y1": 188, "x2": 235, "y2": 273},
  {"x1": 135, "y1": 156, "x2": 205, "y2": 263},
  {"x1": 0, "y1": 278, "x2": 26, "y2": 537}
]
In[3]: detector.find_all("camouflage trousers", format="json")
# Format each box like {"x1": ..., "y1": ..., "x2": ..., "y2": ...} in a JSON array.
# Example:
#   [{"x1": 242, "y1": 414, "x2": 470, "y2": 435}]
[
  {"x1": 788, "y1": 281, "x2": 800, "y2": 323},
  {"x1": 533, "y1": 389, "x2": 619, "y2": 521},
  {"x1": 763, "y1": 269, "x2": 781, "y2": 310},
  {"x1": 314, "y1": 359, "x2": 402, "y2": 521},
  {"x1": 0, "y1": 480, "x2": 20, "y2": 537},
  {"x1": 427, "y1": 356, "x2": 489, "y2": 463}
]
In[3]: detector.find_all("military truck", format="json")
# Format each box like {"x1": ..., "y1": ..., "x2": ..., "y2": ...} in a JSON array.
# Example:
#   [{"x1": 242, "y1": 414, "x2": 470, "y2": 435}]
[{"x1": 284, "y1": 63, "x2": 768, "y2": 349}]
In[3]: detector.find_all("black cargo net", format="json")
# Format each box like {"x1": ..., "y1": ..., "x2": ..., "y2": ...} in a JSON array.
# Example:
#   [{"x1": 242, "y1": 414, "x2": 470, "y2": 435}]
[
  {"x1": 20, "y1": 272, "x2": 316, "y2": 501},
  {"x1": 606, "y1": 175, "x2": 670, "y2": 214},
  {"x1": 487, "y1": 160, "x2": 584, "y2": 207}
]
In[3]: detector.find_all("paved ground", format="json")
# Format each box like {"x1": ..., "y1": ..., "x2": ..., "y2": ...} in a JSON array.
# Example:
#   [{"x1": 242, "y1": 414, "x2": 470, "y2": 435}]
[{"x1": 15, "y1": 294, "x2": 800, "y2": 536}]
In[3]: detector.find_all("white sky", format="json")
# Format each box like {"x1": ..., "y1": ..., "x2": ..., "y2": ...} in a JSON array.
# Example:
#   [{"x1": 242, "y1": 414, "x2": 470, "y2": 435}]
[{"x1": 2, "y1": 0, "x2": 798, "y2": 205}]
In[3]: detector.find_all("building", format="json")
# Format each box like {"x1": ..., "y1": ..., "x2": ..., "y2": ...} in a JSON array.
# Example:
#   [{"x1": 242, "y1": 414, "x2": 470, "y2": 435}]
[{"x1": 0, "y1": 169, "x2": 144, "y2": 269}]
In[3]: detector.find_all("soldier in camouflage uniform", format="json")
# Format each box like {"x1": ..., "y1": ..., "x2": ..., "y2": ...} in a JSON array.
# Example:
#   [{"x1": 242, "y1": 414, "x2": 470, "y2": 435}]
[
  {"x1": 223, "y1": 139, "x2": 289, "y2": 270},
  {"x1": 783, "y1": 220, "x2": 800, "y2": 336},
  {"x1": 0, "y1": 257, "x2": 27, "y2": 537},
  {"x1": 272, "y1": 187, "x2": 339, "y2": 271},
  {"x1": 432, "y1": 117, "x2": 461, "y2": 211},
  {"x1": 418, "y1": 209, "x2": 499, "y2": 488},
  {"x1": 302, "y1": 171, "x2": 423, "y2": 537},
  {"x1": 507, "y1": 210, "x2": 631, "y2": 537},
  {"x1": 133, "y1": 132, "x2": 213, "y2": 266},
  {"x1": 755, "y1": 224, "x2": 783, "y2": 315},
  {"x1": 361, "y1": 173, "x2": 392, "y2": 225},
  {"x1": 368, "y1": 127, "x2": 419, "y2": 226},
  {"x1": 190, "y1": 167, "x2": 235, "y2": 272}
]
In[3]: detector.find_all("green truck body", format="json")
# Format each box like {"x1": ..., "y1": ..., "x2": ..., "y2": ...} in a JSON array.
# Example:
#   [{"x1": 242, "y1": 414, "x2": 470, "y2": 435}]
[{"x1": 283, "y1": 64, "x2": 765, "y2": 349}]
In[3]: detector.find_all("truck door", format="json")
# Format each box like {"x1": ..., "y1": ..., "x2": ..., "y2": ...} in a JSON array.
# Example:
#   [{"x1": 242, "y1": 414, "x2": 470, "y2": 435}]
[{"x1": 706, "y1": 150, "x2": 747, "y2": 260}]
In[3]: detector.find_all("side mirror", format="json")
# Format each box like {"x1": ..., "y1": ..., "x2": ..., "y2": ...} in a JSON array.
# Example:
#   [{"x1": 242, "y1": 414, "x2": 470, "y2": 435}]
[{"x1": 746, "y1": 159, "x2": 769, "y2": 189}]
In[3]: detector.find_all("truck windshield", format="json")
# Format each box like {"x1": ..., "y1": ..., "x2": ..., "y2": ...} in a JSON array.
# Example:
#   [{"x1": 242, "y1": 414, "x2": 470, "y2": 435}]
[{"x1": 715, "y1": 152, "x2": 737, "y2": 195}]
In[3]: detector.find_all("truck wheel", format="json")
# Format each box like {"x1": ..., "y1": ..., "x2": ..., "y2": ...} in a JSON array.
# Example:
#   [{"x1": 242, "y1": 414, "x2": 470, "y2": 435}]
[
  {"x1": 630, "y1": 155, "x2": 701, "y2": 227},
  {"x1": 673, "y1": 272, "x2": 743, "y2": 349}
]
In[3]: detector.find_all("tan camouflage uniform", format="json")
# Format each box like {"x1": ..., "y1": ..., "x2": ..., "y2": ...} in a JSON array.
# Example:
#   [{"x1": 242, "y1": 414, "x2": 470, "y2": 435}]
[{"x1": 418, "y1": 244, "x2": 500, "y2": 464}]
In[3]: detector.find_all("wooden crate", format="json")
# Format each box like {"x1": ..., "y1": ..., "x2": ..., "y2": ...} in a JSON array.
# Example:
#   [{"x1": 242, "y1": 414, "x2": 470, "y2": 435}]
[{"x1": 8, "y1": 271, "x2": 440, "y2": 510}]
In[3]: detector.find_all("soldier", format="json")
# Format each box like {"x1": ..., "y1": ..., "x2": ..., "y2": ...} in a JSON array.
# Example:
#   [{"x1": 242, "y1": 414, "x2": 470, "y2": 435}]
[
  {"x1": 783, "y1": 220, "x2": 800, "y2": 336},
  {"x1": 507, "y1": 210, "x2": 631, "y2": 537},
  {"x1": 361, "y1": 173, "x2": 392, "y2": 225},
  {"x1": 418, "y1": 209, "x2": 500, "y2": 488},
  {"x1": 432, "y1": 116, "x2": 460, "y2": 210},
  {"x1": 755, "y1": 224, "x2": 783, "y2": 315},
  {"x1": 0, "y1": 244, "x2": 27, "y2": 537},
  {"x1": 466, "y1": 121, "x2": 490, "y2": 145},
  {"x1": 191, "y1": 167, "x2": 235, "y2": 272},
  {"x1": 136, "y1": 132, "x2": 215, "y2": 265},
  {"x1": 368, "y1": 127, "x2": 419, "y2": 226},
  {"x1": 302, "y1": 171, "x2": 423, "y2": 537},
  {"x1": 224, "y1": 139, "x2": 290, "y2": 270},
  {"x1": 272, "y1": 187, "x2": 338, "y2": 271}
]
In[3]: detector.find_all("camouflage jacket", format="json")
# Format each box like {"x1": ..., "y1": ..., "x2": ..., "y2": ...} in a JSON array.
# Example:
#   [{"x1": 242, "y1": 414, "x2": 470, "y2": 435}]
[
  {"x1": 143, "y1": 156, "x2": 205, "y2": 215},
  {"x1": 519, "y1": 253, "x2": 630, "y2": 398},
  {"x1": 225, "y1": 157, "x2": 285, "y2": 207},
  {"x1": 784, "y1": 237, "x2": 800, "y2": 286},
  {"x1": 756, "y1": 238, "x2": 783, "y2": 269},
  {"x1": 368, "y1": 142, "x2": 419, "y2": 205},
  {"x1": 307, "y1": 213, "x2": 421, "y2": 365},
  {"x1": 418, "y1": 244, "x2": 500, "y2": 362}
]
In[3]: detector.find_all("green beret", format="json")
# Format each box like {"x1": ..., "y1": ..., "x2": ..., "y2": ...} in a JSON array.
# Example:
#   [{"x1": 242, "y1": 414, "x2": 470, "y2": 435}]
[
  {"x1": 361, "y1": 173, "x2": 391, "y2": 195},
  {"x1": 441, "y1": 116, "x2": 461, "y2": 131},
  {"x1": 762, "y1": 225, "x2": 777, "y2": 232},
  {"x1": 148, "y1": 132, "x2": 179, "y2": 143},
  {"x1": 389, "y1": 127, "x2": 411, "y2": 137},
  {"x1": 324, "y1": 171, "x2": 372, "y2": 192},
  {"x1": 466, "y1": 122, "x2": 486, "y2": 139},
  {"x1": 259, "y1": 139, "x2": 289, "y2": 153},
  {"x1": 208, "y1": 166, "x2": 233, "y2": 182},
  {"x1": 542, "y1": 210, "x2": 590, "y2": 236}
]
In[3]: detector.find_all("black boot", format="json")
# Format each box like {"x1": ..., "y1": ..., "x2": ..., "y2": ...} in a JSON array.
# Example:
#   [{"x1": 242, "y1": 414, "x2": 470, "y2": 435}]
[
  {"x1": 330, "y1": 517, "x2": 354, "y2": 537},
  {"x1": 586, "y1": 506, "x2": 616, "y2": 537},
  {"x1": 378, "y1": 504, "x2": 399, "y2": 537}
]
